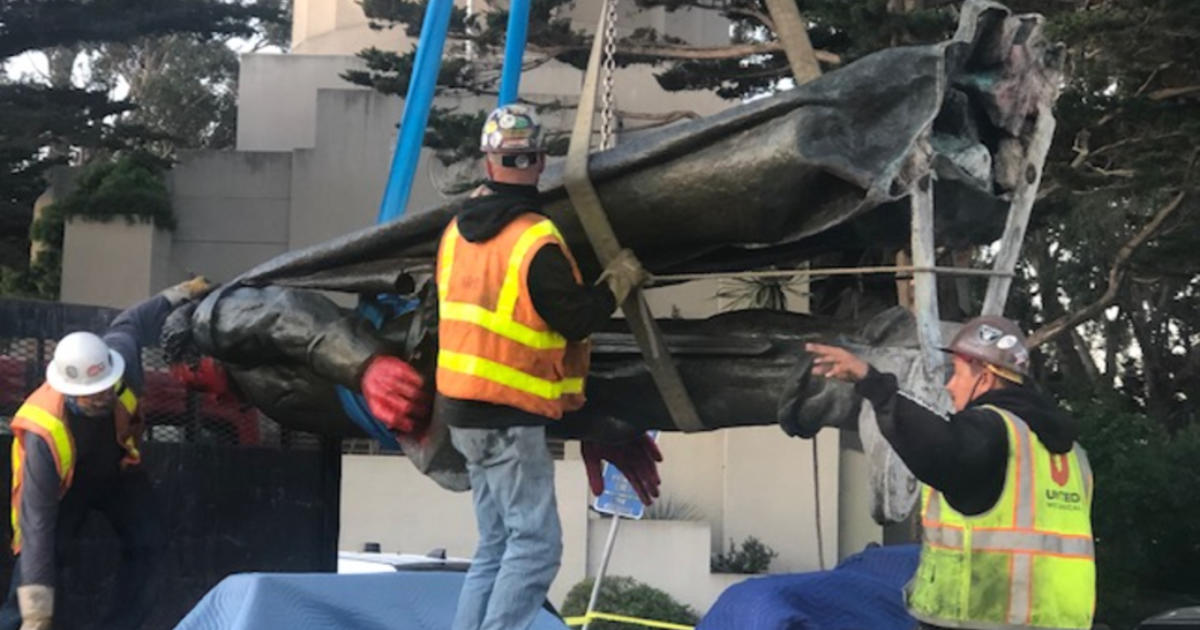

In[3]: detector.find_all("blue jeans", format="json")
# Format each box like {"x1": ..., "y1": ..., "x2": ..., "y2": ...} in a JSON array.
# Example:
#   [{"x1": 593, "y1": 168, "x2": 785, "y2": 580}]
[{"x1": 450, "y1": 426, "x2": 562, "y2": 630}]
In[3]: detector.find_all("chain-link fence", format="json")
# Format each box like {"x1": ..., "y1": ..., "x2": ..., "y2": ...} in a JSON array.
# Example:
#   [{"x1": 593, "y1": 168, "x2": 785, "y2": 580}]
[
  {"x1": 0, "y1": 299, "x2": 319, "y2": 450},
  {"x1": 0, "y1": 298, "x2": 342, "y2": 629}
]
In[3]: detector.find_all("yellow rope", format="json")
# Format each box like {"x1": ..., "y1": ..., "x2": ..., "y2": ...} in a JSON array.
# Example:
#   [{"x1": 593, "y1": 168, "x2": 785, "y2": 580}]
[{"x1": 562, "y1": 611, "x2": 695, "y2": 629}]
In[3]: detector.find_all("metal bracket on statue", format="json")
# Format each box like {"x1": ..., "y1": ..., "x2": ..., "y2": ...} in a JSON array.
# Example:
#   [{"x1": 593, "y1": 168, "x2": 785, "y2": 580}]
[{"x1": 563, "y1": 0, "x2": 705, "y2": 434}]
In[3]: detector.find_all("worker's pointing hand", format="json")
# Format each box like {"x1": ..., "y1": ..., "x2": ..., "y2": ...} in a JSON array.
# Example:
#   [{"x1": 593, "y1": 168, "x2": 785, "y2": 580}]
[
  {"x1": 806, "y1": 343, "x2": 870, "y2": 383},
  {"x1": 361, "y1": 355, "x2": 431, "y2": 435}
]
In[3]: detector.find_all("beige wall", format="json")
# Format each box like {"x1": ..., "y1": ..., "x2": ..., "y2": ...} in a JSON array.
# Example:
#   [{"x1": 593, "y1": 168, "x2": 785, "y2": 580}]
[
  {"x1": 838, "y1": 434, "x2": 884, "y2": 560},
  {"x1": 340, "y1": 454, "x2": 590, "y2": 607},
  {"x1": 723, "y1": 427, "x2": 840, "y2": 572},
  {"x1": 60, "y1": 220, "x2": 171, "y2": 309},
  {"x1": 236, "y1": 54, "x2": 367, "y2": 152},
  {"x1": 167, "y1": 150, "x2": 293, "y2": 284},
  {"x1": 293, "y1": 0, "x2": 423, "y2": 55}
]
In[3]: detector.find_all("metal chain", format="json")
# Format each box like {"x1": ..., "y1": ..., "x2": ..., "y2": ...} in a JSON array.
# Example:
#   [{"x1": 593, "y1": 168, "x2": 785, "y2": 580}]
[{"x1": 599, "y1": 0, "x2": 620, "y2": 150}]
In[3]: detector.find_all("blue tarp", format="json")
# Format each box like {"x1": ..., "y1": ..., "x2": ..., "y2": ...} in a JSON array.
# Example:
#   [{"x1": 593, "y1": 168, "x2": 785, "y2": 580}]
[
  {"x1": 174, "y1": 571, "x2": 570, "y2": 630},
  {"x1": 697, "y1": 544, "x2": 921, "y2": 630}
]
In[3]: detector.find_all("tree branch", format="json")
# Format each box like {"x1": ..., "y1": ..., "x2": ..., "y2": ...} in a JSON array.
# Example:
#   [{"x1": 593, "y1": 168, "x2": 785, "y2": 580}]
[
  {"x1": 1028, "y1": 189, "x2": 1189, "y2": 347},
  {"x1": 1071, "y1": 133, "x2": 1188, "y2": 170},
  {"x1": 1148, "y1": 85, "x2": 1200, "y2": 101},
  {"x1": 532, "y1": 41, "x2": 841, "y2": 64}
]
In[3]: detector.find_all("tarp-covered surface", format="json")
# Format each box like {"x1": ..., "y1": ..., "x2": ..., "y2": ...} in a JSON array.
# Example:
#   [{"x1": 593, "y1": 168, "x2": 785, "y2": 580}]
[
  {"x1": 234, "y1": 0, "x2": 1061, "y2": 293},
  {"x1": 174, "y1": 570, "x2": 570, "y2": 630},
  {"x1": 697, "y1": 544, "x2": 920, "y2": 630}
]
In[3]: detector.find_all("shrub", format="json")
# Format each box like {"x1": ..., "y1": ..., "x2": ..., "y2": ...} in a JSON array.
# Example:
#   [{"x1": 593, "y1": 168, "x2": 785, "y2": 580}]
[
  {"x1": 562, "y1": 576, "x2": 699, "y2": 630},
  {"x1": 710, "y1": 536, "x2": 777, "y2": 574}
]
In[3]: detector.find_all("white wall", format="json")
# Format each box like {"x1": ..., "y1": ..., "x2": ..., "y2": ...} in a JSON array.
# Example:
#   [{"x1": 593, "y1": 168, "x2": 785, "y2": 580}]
[
  {"x1": 340, "y1": 454, "x2": 590, "y2": 607},
  {"x1": 722, "y1": 427, "x2": 840, "y2": 573},
  {"x1": 236, "y1": 54, "x2": 367, "y2": 152},
  {"x1": 167, "y1": 150, "x2": 293, "y2": 284},
  {"x1": 837, "y1": 433, "x2": 884, "y2": 559},
  {"x1": 61, "y1": 220, "x2": 171, "y2": 308}
]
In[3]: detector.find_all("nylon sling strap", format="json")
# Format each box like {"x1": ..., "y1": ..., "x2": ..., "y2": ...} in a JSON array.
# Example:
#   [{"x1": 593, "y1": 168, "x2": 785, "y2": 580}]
[{"x1": 562, "y1": 0, "x2": 704, "y2": 433}]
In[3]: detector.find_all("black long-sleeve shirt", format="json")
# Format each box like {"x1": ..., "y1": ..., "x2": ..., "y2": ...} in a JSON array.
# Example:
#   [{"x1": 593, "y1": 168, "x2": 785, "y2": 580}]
[
  {"x1": 854, "y1": 366, "x2": 1078, "y2": 516},
  {"x1": 18, "y1": 295, "x2": 173, "y2": 587},
  {"x1": 437, "y1": 181, "x2": 617, "y2": 428}
]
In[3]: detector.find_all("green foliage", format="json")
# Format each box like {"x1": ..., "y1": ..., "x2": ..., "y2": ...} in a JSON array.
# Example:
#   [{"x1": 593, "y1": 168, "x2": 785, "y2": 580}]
[
  {"x1": 91, "y1": 34, "x2": 243, "y2": 152},
  {"x1": 2, "y1": 152, "x2": 175, "y2": 299},
  {"x1": 1, "y1": 0, "x2": 285, "y2": 289},
  {"x1": 51, "y1": 152, "x2": 175, "y2": 230},
  {"x1": 0, "y1": 253, "x2": 60, "y2": 300},
  {"x1": 1070, "y1": 393, "x2": 1200, "y2": 628},
  {"x1": 710, "y1": 536, "x2": 777, "y2": 574},
  {"x1": 562, "y1": 576, "x2": 699, "y2": 630},
  {"x1": 0, "y1": 0, "x2": 281, "y2": 58}
]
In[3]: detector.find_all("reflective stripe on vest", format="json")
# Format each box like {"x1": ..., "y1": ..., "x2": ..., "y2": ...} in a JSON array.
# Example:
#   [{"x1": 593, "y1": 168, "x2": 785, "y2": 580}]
[
  {"x1": 908, "y1": 405, "x2": 1095, "y2": 630},
  {"x1": 13, "y1": 402, "x2": 75, "y2": 484},
  {"x1": 439, "y1": 220, "x2": 569, "y2": 351},
  {"x1": 436, "y1": 214, "x2": 590, "y2": 418},
  {"x1": 438, "y1": 350, "x2": 584, "y2": 400}
]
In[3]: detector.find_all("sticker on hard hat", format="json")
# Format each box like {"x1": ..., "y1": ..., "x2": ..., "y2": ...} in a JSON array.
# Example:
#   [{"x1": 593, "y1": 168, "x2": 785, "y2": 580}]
[
  {"x1": 87, "y1": 362, "x2": 106, "y2": 377},
  {"x1": 65, "y1": 366, "x2": 78, "y2": 379},
  {"x1": 997, "y1": 335, "x2": 1018, "y2": 350},
  {"x1": 976, "y1": 324, "x2": 1003, "y2": 344}
]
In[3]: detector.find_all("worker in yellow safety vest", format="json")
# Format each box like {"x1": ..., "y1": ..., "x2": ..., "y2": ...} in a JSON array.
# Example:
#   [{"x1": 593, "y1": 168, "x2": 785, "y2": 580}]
[
  {"x1": 435, "y1": 103, "x2": 662, "y2": 630},
  {"x1": 806, "y1": 316, "x2": 1094, "y2": 630},
  {"x1": 0, "y1": 279, "x2": 209, "y2": 630}
]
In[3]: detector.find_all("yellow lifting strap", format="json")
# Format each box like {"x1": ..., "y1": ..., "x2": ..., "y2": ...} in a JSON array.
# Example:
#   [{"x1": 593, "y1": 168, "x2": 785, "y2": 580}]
[{"x1": 562, "y1": 0, "x2": 704, "y2": 433}]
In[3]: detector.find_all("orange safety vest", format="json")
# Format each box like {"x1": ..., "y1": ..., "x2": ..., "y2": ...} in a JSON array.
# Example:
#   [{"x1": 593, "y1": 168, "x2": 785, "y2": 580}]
[
  {"x1": 436, "y1": 213, "x2": 591, "y2": 419},
  {"x1": 10, "y1": 381, "x2": 142, "y2": 553}
]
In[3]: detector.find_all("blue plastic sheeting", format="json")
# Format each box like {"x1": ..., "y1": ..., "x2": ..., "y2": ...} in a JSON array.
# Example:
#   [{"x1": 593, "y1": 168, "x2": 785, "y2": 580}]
[
  {"x1": 697, "y1": 544, "x2": 921, "y2": 630},
  {"x1": 174, "y1": 571, "x2": 570, "y2": 630}
]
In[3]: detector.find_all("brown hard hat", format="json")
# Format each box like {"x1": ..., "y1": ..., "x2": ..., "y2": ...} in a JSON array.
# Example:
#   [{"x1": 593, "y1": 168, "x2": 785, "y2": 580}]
[{"x1": 941, "y1": 316, "x2": 1031, "y2": 383}]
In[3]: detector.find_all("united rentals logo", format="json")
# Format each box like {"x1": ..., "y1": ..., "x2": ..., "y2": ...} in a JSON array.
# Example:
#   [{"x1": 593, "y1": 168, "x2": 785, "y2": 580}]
[
  {"x1": 1049, "y1": 454, "x2": 1071, "y2": 486},
  {"x1": 1045, "y1": 488, "x2": 1083, "y2": 504}
]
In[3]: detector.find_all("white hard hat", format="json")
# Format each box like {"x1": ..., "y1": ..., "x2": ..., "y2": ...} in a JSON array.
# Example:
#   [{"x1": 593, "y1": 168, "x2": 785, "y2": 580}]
[{"x1": 45, "y1": 332, "x2": 125, "y2": 396}]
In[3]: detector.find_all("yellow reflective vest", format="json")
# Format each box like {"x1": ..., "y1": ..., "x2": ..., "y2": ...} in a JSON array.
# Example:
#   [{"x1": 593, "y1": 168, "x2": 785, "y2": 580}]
[
  {"x1": 907, "y1": 405, "x2": 1095, "y2": 629},
  {"x1": 10, "y1": 381, "x2": 141, "y2": 553}
]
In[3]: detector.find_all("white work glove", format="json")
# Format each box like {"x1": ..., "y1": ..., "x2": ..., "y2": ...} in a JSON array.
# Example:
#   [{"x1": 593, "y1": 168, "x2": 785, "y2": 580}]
[
  {"x1": 17, "y1": 584, "x2": 52, "y2": 630},
  {"x1": 597, "y1": 249, "x2": 649, "y2": 305},
  {"x1": 160, "y1": 276, "x2": 214, "y2": 307}
]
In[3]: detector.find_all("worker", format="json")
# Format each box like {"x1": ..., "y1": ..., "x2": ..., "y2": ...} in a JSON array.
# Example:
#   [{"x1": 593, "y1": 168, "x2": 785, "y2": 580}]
[
  {"x1": 0, "y1": 278, "x2": 211, "y2": 630},
  {"x1": 806, "y1": 316, "x2": 1094, "y2": 630},
  {"x1": 436, "y1": 103, "x2": 657, "y2": 630}
]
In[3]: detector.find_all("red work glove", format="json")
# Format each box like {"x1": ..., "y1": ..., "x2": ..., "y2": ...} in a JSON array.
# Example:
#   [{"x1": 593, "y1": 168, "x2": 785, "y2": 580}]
[
  {"x1": 361, "y1": 355, "x2": 430, "y2": 435},
  {"x1": 170, "y1": 357, "x2": 236, "y2": 402},
  {"x1": 582, "y1": 434, "x2": 663, "y2": 506}
]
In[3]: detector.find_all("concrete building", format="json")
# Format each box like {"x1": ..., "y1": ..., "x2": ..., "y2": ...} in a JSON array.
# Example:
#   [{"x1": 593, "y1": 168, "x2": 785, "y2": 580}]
[{"x1": 58, "y1": 0, "x2": 885, "y2": 614}]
